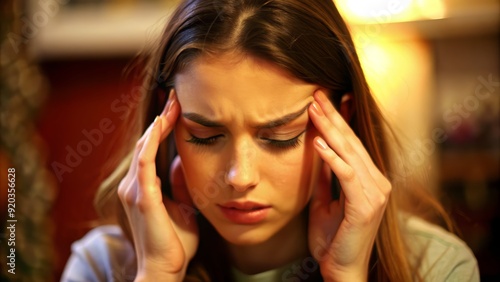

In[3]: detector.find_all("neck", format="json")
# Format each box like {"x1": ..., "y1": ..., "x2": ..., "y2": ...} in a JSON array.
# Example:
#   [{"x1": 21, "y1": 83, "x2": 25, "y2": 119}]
[{"x1": 227, "y1": 211, "x2": 309, "y2": 274}]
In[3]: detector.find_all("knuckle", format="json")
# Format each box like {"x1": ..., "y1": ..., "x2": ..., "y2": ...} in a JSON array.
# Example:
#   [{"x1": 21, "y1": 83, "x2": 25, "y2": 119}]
[
  {"x1": 117, "y1": 178, "x2": 139, "y2": 207},
  {"x1": 357, "y1": 207, "x2": 375, "y2": 224},
  {"x1": 385, "y1": 181, "x2": 393, "y2": 194},
  {"x1": 343, "y1": 166, "x2": 356, "y2": 181},
  {"x1": 137, "y1": 156, "x2": 149, "y2": 169},
  {"x1": 120, "y1": 187, "x2": 136, "y2": 207},
  {"x1": 135, "y1": 196, "x2": 148, "y2": 213},
  {"x1": 124, "y1": 193, "x2": 136, "y2": 206},
  {"x1": 381, "y1": 179, "x2": 392, "y2": 195},
  {"x1": 342, "y1": 139, "x2": 354, "y2": 155},
  {"x1": 326, "y1": 151, "x2": 338, "y2": 164},
  {"x1": 117, "y1": 179, "x2": 128, "y2": 198},
  {"x1": 374, "y1": 194, "x2": 387, "y2": 207},
  {"x1": 117, "y1": 182, "x2": 126, "y2": 198}
]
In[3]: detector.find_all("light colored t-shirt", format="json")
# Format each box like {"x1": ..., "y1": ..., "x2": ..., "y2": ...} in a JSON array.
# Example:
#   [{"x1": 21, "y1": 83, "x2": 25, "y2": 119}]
[{"x1": 61, "y1": 216, "x2": 480, "y2": 282}]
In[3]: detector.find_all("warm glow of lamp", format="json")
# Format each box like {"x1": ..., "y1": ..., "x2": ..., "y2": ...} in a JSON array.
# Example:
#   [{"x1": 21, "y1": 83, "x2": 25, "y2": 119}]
[
  {"x1": 417, "y1": 0, "x2": 447, "y2": 20},
  {"x1": 336, "y1": 0, "x2": 447, "y2": 24},
  {"x1": 345, "y1": 0, "x2": 412, "y2": 18},
  {"x1": 353, "y1": 35, "x2": 436, "y2": 186}
]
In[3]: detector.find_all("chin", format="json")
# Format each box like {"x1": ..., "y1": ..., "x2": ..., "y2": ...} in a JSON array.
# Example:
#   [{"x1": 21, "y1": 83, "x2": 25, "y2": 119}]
[{"x1": 211, "y1": 221, "x2": 280, "y2": 246}]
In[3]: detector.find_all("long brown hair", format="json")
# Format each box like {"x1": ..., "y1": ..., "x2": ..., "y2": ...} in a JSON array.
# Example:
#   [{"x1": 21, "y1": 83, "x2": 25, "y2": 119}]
[{"x1": 96, "y1": 0, "x2": 453, "y2": 281}]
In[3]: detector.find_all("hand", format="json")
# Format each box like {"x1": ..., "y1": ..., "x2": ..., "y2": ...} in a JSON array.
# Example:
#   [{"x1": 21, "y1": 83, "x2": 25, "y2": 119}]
[
  {"x1": 307, "y1": 90, "x2": 391, "y2": 282},
  {"x1": 118, "y1": 92, "x2": 199, "y2": 282}
]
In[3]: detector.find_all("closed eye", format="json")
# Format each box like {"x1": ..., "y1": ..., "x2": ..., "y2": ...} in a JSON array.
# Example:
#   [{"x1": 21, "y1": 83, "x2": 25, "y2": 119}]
[
  {"x1": 186, "y1": 134, "x2": 223, "y2": 146},
  {"x1": 186, "y1": 130, "x2": 307, "y2": 150},
  {"x1": 261, "y1": 129, "x2": 306, "y2": 150}
]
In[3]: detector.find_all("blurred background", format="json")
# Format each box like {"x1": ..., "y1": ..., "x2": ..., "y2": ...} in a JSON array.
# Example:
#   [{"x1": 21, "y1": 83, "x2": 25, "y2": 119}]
[{"x1": 0, "y1": 0, "x2": 498, "y2": 281}]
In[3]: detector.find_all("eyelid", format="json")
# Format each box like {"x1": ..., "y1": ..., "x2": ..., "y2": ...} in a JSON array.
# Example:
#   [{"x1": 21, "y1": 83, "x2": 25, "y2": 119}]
[
  {"x1": 185, "y1": 128, "x2": 307, "y2": 149},
  {"x1": 261, "y1": 129, "x2": 307, "y2": 141},
  {"x1": 186, "y1": 134, "x2": 223, "y2": 146},
  {"x1": 260, "y1": 123, "x2": 308, "y2": 138},
  {"x1": 262, "y1": 130, "x2": 306, "y2": 150},
  {"x1": 183, "y1": 122, "x2": 226, "y2": 138}
]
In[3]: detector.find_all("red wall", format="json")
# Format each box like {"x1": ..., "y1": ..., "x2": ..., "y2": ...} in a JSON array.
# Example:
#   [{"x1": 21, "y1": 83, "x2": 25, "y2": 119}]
[{"x1": 37, "y1": 57, "x2": 139, "y2": 280}]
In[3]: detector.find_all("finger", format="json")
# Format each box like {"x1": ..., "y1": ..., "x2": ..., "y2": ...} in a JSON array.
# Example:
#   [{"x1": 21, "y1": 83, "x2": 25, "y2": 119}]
[
  {"x1": 313, "y1": 136, "x2": 367, "y2": 204},
  {"x1": 161, "y1": 90, "x2": 180, "y2": 140},
  {"x1": 315, "y1": 91, "x2": 388, "y2": 186},
  {"x1": 128, "y1": 92, "x2": 179, "y2": 177},
  {"x1": 312, "y1": 91, "x2": 367, "y2": 165},
  {"x1": 315, "y1": 90, "x2": 355, "y2": 137},
  {"x1": 127, "y1": 119, "x2": 158, "y2": 176},
  {"x1": 137, "y1": 116, "x2": 163, "y2": 200},
  {"x1": 309, "y1": 99, "x2": 373, "y2": 189},
  {"x1": 313, "y1": 92, "x2": 391, "y2": 208},
  {"x1": 319, "y1": 90, "x2": 391, "y2": 198},
  {"x1": 161, "y1": 89, "x2": 175, "y2": 116},
  {"x1": 136, "y1": 98, "x2": 178, "y2": 205}
]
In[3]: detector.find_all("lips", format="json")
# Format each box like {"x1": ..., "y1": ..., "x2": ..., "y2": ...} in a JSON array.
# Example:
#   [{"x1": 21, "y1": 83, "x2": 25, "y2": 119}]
[{"x1": 218, "y1": 201, "x2": 271, "y2": 224}]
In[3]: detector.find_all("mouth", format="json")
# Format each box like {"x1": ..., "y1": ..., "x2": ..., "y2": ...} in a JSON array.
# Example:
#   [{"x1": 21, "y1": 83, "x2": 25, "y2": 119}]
[
  {"x1": 220, "y1": 201, "x2": 271, "y2": 210},
  {"x1": 218, "y1": 201, "x2": 271, "y2": 224}
]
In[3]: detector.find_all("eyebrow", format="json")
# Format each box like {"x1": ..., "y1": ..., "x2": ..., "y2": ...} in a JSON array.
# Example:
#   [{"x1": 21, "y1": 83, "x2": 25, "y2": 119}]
[{"x1": 182, "y1": 103, "x2": 311, "y2": 129}]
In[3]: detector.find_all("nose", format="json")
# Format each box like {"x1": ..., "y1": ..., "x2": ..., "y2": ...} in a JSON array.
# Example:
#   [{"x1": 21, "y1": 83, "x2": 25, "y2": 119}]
[{"x1": 225, "y1": 139, "x2": 259, "y2": 192}]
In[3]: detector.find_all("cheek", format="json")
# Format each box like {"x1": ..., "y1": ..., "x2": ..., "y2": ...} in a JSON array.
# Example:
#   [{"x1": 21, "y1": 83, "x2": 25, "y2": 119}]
[
  {"x1": 174, "y1": 127, "x2": 224, "y2": 205},
  {"x1": 266, "y1": 130, "x2": 319, "y2": 204}
]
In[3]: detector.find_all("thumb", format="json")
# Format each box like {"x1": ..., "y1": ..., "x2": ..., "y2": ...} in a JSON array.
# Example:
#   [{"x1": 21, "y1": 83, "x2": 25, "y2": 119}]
[{"x1": 170, "y1": 155, "x2": 194, "y2": 207}]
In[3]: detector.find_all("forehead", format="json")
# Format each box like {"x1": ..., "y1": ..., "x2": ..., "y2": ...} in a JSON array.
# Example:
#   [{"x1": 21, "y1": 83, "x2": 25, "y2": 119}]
[{"x1": 173, "y1": 53, "x2": 317, "y2": 122}]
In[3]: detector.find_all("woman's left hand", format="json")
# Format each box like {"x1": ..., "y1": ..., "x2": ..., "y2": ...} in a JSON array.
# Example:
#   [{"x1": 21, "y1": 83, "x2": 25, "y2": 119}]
[{"x1": 307, "y1": 90, "x2": 392, "y2": 282}]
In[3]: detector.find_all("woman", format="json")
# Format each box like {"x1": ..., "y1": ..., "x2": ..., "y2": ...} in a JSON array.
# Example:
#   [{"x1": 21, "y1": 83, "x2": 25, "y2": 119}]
[{"x1": 62, "y1": 0, "x2": 479, "y2": 281}]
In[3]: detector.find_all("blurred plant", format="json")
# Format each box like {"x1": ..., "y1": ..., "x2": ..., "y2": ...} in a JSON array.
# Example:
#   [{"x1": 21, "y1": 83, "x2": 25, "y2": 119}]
[{"x1": 1, "y1": 0, "x2": 56, "y2": 281}]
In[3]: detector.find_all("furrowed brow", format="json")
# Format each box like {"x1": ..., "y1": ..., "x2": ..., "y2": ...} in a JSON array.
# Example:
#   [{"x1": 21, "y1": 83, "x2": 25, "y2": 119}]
[
  {"x1": 182, "y1": 103, "x2": 310, "y2": 129},
  {"x1": 255, "y1": 103, "x2": 311, "y2": 129},
  {"x1": 182, "y1": 113, "x2": 225, "y2": 128}
]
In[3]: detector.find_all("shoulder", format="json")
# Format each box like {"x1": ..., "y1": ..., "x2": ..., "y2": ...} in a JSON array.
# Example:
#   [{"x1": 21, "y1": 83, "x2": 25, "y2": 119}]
[
  {"x1": 402, "y1": 215, "x2": 480, "y2": 281},
  {"x1": 61, "y1": 225, "x2": 137, "y2": 282}
]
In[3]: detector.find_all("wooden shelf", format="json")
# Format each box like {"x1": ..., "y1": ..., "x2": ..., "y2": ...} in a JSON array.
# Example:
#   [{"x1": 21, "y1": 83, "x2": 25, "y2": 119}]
[
  {"x1": 439, "y1": 150, "x2": 500, "y2": 181},
  {"x1": 29, "y1": 1, "x2": 499, "y2": 59},
  {"x1": 30, "y1": 3, "x2": 175, "y2": 60}
]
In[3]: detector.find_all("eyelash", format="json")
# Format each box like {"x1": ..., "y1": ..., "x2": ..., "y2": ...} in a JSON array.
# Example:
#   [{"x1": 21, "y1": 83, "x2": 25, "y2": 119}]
[
  {"x1": 186, "y1": 131, "x2": 306, "y2": 150},
  {"x1": 186, "y1": 135, "x2": 222, "y2": 146},
  {"x1": 262, "y1": 132, "x2": 304, "y2": 150}
]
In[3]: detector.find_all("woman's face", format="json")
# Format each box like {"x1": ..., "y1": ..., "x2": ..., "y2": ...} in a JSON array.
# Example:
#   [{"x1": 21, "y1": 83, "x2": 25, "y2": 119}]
[{"x1": 174, "y1": 53, "x2": 322, "y2": 245}]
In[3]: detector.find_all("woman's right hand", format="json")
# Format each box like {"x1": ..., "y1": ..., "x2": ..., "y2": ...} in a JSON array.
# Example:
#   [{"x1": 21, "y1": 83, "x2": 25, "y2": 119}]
[{"x1": 118, "y1": 92, "x2": 199, "y2": 282}]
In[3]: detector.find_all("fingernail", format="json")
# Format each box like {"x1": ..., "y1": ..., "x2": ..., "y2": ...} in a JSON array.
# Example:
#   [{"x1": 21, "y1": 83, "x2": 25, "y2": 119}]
[
  {"x1": 311, "y1": 102, "x2": 323, "y2": 116},
  {"x1": 315, "y1": 137, "x2": 329, "y2": 150}
]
